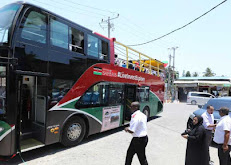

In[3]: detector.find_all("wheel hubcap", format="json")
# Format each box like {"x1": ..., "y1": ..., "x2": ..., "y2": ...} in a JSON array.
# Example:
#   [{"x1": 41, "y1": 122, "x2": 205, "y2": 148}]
[
  {"x1": 67, "y1": 123, "x2": 82, "y2": 141},
  {"x1": 144, "y1": 110, "x2": 148, "y2": 117}
]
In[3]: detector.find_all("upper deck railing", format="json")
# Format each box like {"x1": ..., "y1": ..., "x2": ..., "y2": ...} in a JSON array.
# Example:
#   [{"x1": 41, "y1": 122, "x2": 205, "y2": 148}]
[{"x1": 114, "y1": 41, "x2": 165, "y2": 78}]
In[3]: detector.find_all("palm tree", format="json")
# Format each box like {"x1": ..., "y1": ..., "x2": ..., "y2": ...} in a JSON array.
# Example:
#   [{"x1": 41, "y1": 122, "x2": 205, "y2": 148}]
[
  {"x1": 203, "y1": 68, "x2": 215, "y2": 77},
  {"x1": 192, "y1": 72, "x2": 199, "y2": 77},
  {"x1": 185, "y1": 71, "x2": 191, "y2": 77}
]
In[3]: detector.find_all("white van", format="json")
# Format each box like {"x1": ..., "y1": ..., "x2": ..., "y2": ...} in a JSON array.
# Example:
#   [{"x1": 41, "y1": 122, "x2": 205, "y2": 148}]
[{"x1": 187, "y1": 92, "x2": 215, "y2": 105}]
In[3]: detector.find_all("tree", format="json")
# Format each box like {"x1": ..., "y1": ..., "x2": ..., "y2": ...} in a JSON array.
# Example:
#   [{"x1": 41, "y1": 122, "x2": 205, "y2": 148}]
[
  {"x1": 185, "y1": 71, "x2": 191, "y2": 77},
  {"x1": 182, "y1": 70, "x2": 185, "y2": 77},
  {"x1": 165, "y1": 68, "x2": 179, "y2": 83},
  {"x1": 175, "y1": 71, "x2": 179, "y2": 79},
  {"x1": 192, "y1": 72, "x2": 199, "y2": 77},
  {"x1": 203, "y1": 68, "x2": 215, "y2": 77}
]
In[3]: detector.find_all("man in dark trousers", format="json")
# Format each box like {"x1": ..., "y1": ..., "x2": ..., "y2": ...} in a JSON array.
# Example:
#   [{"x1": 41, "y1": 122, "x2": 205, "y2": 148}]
[
  {"x1": 201, "y1": 105, "x2": 216, "y2": 165},
  {"x1": 124, "y1": 101, "x2": 148, "y2": 165},
  {"x1": 213, "y1": 107, "x2": 231, "y2": 165}
]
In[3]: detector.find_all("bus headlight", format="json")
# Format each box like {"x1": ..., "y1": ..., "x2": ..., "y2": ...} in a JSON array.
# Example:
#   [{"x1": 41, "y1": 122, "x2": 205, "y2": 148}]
[{"x1": 0, "y1": 127, "x2": 3, "y2": 133}]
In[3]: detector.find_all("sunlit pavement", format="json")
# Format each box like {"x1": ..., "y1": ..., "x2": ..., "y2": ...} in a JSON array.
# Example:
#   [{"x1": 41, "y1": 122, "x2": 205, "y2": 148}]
[{"x1": 5, "y1": 103, "x2": 219, "y2": 165}]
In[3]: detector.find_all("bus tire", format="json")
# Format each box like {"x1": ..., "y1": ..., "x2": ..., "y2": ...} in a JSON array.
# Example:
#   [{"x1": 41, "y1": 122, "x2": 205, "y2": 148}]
[
  {"x1": 143, "y1": 107, "x2": 150, "y2": 120},
  {"x1": 61, "y1": 116, "x2": 86, "y2": 147}
]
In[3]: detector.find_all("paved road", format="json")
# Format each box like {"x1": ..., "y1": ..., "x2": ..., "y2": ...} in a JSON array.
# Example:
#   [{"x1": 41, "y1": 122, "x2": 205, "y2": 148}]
[{"x1": 4, "y1": 103, "x2": 219, "y2": 165}]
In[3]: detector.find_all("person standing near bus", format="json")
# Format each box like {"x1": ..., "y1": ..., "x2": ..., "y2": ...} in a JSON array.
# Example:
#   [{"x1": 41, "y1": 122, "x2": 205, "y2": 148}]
[
  {"x1": 124, "y1": 101, "x2": 148, "y2": 165},
  {"x1": 213, "y1": 107, "x2": 231, "y2": 165},
  {"x1": 182, "y1": 116, "x2": 209, "y2": 165},
  {"x1": 201, "y1": 105, "x2": 216, "y2": 165}
]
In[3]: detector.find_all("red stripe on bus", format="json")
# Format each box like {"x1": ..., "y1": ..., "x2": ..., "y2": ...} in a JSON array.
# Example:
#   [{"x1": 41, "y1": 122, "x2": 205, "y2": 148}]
[{"x1": 58, "y1": 63, "x2": 164, "y2": 106}]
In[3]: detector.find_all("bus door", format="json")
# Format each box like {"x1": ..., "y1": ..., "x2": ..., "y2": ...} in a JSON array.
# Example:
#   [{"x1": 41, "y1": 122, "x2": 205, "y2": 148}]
[
  {"x1": 17, "y1": 73, "x2": 48, "y2": 152},
  {"x1": 0, "y1": 63, "x2": 17, "y2": 157},
  {"x1": 124, "y1": 85, "x2": 137, "y2": 123}
]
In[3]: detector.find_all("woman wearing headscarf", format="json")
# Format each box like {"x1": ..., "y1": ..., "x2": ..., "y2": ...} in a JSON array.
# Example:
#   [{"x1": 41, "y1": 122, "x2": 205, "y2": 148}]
[{"x1": 182, "y1": 116, "x2": 209, "y2": 165}]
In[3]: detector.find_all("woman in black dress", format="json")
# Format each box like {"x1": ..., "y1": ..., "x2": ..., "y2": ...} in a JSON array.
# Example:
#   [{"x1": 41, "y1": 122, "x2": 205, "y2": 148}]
[{"x1": 182, "y1": 116, "x2": 209, "y2": 165}]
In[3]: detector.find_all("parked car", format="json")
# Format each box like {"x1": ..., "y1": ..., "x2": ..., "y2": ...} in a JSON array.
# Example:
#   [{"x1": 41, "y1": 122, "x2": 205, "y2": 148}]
[
  {"x1": 187, "y1": 91, "x2": 215, "y2": 105},
  {"x1": 187, "y1": 97, "x2": 231, "y2": 129}
]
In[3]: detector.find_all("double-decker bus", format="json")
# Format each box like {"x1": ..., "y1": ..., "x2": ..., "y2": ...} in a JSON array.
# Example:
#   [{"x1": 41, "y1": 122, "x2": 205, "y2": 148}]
[{"x1": 0, "y1": 2, "x2": 165, "y2": 158}]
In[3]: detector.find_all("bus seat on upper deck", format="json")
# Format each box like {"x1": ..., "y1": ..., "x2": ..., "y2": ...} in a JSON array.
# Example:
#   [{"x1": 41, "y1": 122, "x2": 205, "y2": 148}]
[
  {"x1": 91, "y1": 92, "x2": 99, "y2": 104},
  {"x1": 82, "y1": 92, "x2": 92, "y2": 104}
]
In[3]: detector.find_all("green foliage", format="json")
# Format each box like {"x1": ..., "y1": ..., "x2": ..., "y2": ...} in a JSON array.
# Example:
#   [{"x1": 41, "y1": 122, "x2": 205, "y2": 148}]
[
  {"x1": 185, "y1": 71, "x2": 191, "y2": 77},
  {"x1": 165, "y1": 67, "x2": 179, "y2": 83},
  {"x1": 182, "y1": 70, "x2": 185, "y2": 77},
  {"x1": 175, "y1": 71, "x2": 179, "y2": 79},
  {"x1": 192, "y1": 72, "x2": 198, "y2": 77},
  {"x1": 203, "y1": 67, "x2": 215, "y2": 77}
]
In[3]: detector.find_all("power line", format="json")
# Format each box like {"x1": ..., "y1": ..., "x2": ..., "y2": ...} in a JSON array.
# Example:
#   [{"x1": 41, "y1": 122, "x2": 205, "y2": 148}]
[
  {"x1": 53, "y1": 0, "x2": 170, "y2": 48},
  {"x1": 1, "y1": 0, "x2": 171, "y2": 48},
  {"x1": 115, "y1": 22, "x2": 171, "y2": 49},
  {"x1": 120, "y1": 16, "x2": 173, "y2": 47},
  {"x1": 49, "y1": 0, "x2": 109, "y2": 17},
  {"x1": 1, "y1": 0, "x2": 117, "y2": 16},
  {"x1": 127, "y1": 0, "x2": 227, "y2": 47},
  {"x1": 30, "y1": 0, "x2": 103, "y2": 18},
  {"x1": 61, "y1": 0, "x2": 117, "y2": 14},
  {"x1": 115, "y1": 23, "x2": 150, "y2": 42}
]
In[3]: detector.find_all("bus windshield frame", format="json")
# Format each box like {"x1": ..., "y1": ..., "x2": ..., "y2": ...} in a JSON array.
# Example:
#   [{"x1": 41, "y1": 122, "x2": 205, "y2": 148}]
[
  {"x1": 0, "y1": 3, "x2": 20, "y2": 44},
  {"x1": 0, "y1": 66, "x2": 6, "y2": 115}
]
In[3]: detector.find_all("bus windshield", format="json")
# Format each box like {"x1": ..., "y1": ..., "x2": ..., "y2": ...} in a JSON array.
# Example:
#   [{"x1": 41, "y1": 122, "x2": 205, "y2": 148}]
[{"x1": 0, "y1": 4, "x2": 20, "y2": 43}]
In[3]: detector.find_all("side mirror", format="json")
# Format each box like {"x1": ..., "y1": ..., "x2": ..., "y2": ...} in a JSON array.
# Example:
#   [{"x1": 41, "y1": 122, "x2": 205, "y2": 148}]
[{"x1": 198, "y1": 105, "x2": 202, "y2": 108}]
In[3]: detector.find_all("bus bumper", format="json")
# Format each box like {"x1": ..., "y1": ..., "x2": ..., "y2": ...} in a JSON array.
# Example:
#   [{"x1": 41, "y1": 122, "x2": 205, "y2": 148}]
[{"x1": 0, "y1": 121, "x2": 16, "y2": 156}]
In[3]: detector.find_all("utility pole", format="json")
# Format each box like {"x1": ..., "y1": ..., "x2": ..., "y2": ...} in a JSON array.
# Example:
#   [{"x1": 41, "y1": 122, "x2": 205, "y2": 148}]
[
  {"x1": 168, "y1": 47, "x2": 178, "y2": 102},
  {"x1": 107, "y1": 17, "x2": 111, "y2": 38},
  {"x1": 167, "y1": 54, "x2": 172, "y2": 100},
  {"x1": 100, "y1": 14, "x2": 119, "y2": 38},
  {"x1": 172, "y1": 47, "x2": 178, "y2": 84}
]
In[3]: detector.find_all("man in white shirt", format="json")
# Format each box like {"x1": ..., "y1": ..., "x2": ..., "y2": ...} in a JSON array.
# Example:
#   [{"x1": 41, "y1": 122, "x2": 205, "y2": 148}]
[
  {"x1": 201, "y1": 105, "x2": 216, "y2": 163},
  {"x1": 124, "y1": 101, "x2": 148, "y2": 165},
  {"x1": 213, "y1": 107, "x2": 231, "y2": 165}
]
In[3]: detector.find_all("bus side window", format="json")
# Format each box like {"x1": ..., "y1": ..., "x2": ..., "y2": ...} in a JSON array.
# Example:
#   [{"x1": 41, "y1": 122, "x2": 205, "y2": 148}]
[
  {"x1": 91, "y1": 92, "x2": 99, "y2": 104},
  {"x1": 48, "y1": 79, "x2": 73, "y2": 109},
  {"x1": 50, "y1": 18, "x2": 68, "y2": 49},
  {"x1": 69, "y1": 27, "x2": 84, "y2": 54},
  {"x1": 145, "y1": 87, "x2": 150, "y2": 101},
  {"x1": 99, "y1": 40, "x2": 109, "y2": 61},
  {"x1": 20, "y1": 10, "x2": 47, "y2": 44},
  {"x1": 76, "y1": 83, "x2": 109, "y2": 107},
  {"x1": 87, "y1": 35, "x2": 99, "y2": 58},
  {"x1": 137, "y1": 87, "x2": 149, "y2": 102},
  {"x1": 108, "y1": 84, "x2": 123, "y2": 105},
  {"x1": 82, "y1": 92, "x2": 92, "y2": 105}
]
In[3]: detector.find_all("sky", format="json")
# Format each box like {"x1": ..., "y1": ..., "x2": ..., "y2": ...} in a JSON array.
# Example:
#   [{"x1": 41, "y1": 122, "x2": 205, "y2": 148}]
[{"x1": 0, "y1": 0, "x2": 230, "y2": 77}]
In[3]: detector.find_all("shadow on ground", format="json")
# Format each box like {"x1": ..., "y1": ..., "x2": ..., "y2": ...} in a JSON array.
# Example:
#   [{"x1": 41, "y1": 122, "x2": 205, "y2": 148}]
[
  {"x1": 2, "y1": 116, "x2": 161, "y2": 164},
  {"x1": 149, "y1": 116, "x2": 161, "y2": 121}
]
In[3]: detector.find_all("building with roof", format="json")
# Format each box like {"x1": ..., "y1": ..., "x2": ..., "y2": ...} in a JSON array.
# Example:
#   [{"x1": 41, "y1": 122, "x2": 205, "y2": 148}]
[{"x1": 174, "y1": 77, "x2": 231, "y2": 102}]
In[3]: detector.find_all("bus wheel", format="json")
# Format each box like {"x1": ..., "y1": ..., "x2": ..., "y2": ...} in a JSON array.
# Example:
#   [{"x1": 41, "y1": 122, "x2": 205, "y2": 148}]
[
  {"x1": 191, "y1": 100, "x2": 197, "y2": 105},
  {"x1": 143, "y1": 107, "x2": 150, "y2": 120},
  {"x1": 61, "y1": 116, "x2": 86, "y2": 147}
]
